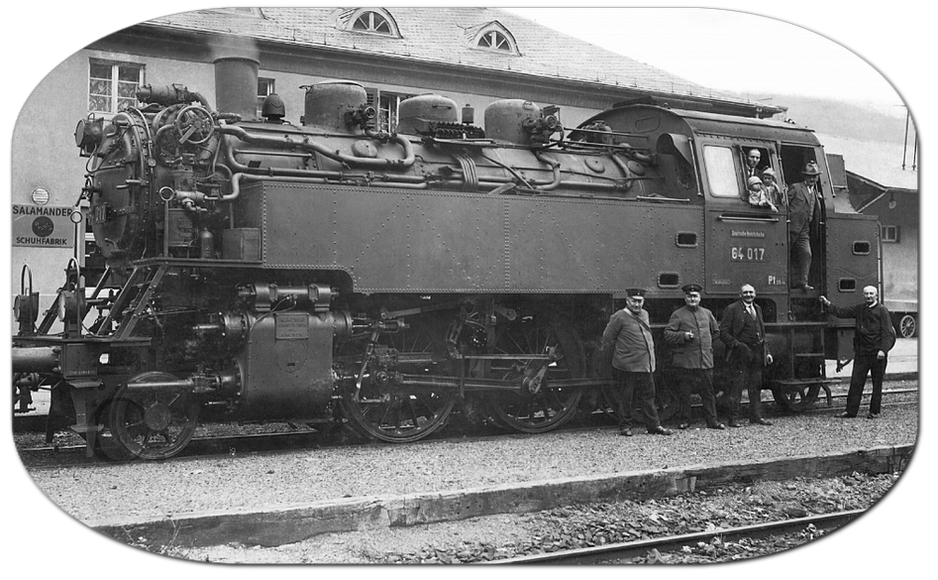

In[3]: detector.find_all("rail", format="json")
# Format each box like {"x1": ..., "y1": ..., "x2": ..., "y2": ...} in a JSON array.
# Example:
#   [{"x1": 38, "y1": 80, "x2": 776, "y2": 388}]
[{"x1": 488, "y1": 509, "x2": 863, "y2": 564}]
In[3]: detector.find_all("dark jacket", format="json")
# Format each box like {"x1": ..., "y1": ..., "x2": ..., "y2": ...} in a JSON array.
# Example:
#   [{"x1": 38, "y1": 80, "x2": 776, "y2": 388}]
[
  {"x1": 664, "y1": 305, "x2": 719, "y2": 369},
  {"x1": 719, "y1": 300, "x2": 771, "y2": 362},
  {"x1": 827, "y1": 301, "x2": 897, "y2": 355},
  {"x1": 787, "y1": 181, "x2": 820, "y2": 236},
  {"x1": 601, "y1": 308, "x2": 656, "y2": 373}
]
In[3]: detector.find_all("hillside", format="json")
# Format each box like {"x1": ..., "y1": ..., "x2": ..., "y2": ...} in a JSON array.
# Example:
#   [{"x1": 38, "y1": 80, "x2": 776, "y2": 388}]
[{"x1": 769, "y1": 94, "x2": 911, "y2": 145}]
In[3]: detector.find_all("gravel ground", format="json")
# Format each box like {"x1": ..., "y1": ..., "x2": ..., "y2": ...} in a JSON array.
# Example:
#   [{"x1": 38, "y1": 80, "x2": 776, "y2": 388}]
[
  {"x1": 152, "y1": 471, "x2": 901, "y2": 564},
  {"x1": 20, "y1": 400, "x2": 918, "y2": 525}
]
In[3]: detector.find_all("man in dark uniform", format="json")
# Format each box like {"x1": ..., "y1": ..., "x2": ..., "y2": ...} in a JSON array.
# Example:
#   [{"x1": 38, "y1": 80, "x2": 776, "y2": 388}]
[
  {"x1": 719, "y1": 284, "x2": 774, "y2": 427},
  {"x1": 788, "y1": 161, "x2": 823, "y2": 290},
  {"x1": 601, "y1": 288, "x2": 672, "y2": 437},
  {"x1": 820, "y1": 287, "x2": 897, "y2": 418},
  {"x1": 664, "y1": 283, "x2": 726, "y2": 430}
]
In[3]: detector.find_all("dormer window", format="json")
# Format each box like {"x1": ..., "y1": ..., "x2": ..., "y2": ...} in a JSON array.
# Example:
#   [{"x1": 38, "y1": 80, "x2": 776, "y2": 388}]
[
  {"x1": 340, "y1": 8, "x2": 400, "y2": 37},
  {"x1": 354, "y1": 11, "x2": 391, "y2": 34},
  {"x1": 471, "y1": 22, "x2": 519, "y2": 55},
  {"x1": 479, "y1": 30, "x2": 511, "y2": 51}
]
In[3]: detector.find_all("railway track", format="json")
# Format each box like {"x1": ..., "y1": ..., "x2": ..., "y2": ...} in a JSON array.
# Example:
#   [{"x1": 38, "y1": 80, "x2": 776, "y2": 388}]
[
  {"x1": 489, "y1": 509, "x2": 864, "y2": 564},
  {"x1": 14, "y1": 384, "x2": 918, "y2": 466}
]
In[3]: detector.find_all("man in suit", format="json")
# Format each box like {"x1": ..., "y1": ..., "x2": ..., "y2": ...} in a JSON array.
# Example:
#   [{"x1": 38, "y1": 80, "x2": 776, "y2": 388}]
[
  {"x1": 601, "y1": 288, "x2": 672, "y2": 437},
  {"x1": 788, "y1": 161, "x2": 823, "y2": 290},
  {"x1": 719, "y1": 284, "x2": 774, "y2": 427},
  {"x1": 820, "y1": 287, "x2": 897, "y2": 419},
  {"x1": 744, "y1": 149, "x2": 761, "y2": 178},
  {"x1": 664, "y1": 283, "x2": 726, "y2": 430}
]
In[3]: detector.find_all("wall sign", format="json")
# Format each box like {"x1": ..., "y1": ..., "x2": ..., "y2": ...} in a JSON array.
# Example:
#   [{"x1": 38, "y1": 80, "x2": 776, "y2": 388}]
[{"x1": 12, "y1": 204, "x2": 79, "y2": 248}]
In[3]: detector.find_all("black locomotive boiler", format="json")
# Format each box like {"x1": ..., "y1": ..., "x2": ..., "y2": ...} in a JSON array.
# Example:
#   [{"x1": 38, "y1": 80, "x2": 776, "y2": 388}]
[{"x1": 12, "y1": 56, "x2": 880, "y2": 460}]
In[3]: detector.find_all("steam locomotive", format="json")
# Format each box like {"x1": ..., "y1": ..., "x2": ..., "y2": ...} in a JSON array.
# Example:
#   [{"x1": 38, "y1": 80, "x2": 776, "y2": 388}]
[{"x1": 12, "y1": 56, "x2": 880, "y2": 460}]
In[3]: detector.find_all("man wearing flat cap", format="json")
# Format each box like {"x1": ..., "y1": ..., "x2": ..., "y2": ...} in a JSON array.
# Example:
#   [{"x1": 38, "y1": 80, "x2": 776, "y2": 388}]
[
  {"x1": 788, "y1": 161, "x2": 824, "y2": 291},
  {"x1": 601, "y1": 288, "x2": 672, "y2": 437},
  {"x1": 664, "y1": 283, "x2": 725, "y2": 430}
]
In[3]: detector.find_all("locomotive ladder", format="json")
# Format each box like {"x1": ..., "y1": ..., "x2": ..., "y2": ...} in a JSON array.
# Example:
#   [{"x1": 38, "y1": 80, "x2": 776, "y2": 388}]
[
  {"x1": 773, "y1": 321, "x2": 838, "y2": 408},
  {"x1": 95, "y1": 263, "x2": 168, "y2": 341}
]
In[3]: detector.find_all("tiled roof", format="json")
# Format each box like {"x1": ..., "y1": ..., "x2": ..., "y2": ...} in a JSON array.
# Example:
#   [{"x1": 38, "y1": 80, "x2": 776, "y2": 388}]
[{"x1": 141, "y1": 7, "x2": 746, "y2": 103}]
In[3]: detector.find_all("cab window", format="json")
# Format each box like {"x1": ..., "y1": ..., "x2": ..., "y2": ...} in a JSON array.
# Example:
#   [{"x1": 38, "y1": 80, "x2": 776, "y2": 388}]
[{"x1": 702, "y1": 145, "x2": 739, "y2": 198}]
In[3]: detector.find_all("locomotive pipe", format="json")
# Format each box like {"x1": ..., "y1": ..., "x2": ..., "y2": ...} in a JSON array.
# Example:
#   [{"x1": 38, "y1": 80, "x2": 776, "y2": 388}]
[
  {"x1": 219, "y1": 132, "x2": 629, "y2": 196},
  {"x1": 218, "y1": 123, "x2": 416, "y2": 169},
  {"x1": 12, "y1": 347, "x2": 60, "y2": 373}
]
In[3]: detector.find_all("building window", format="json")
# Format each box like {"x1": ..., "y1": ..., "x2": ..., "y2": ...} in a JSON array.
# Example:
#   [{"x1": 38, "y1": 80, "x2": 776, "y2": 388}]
[
  {"x1": 340, "y1": 8, "x2": 400, "y2": 37},
  {"x1": 479, "y1": 30, "x2": 511, "y2": 51},
  {"x1": 89, "y1": 60, "x2": 144, "y2": 114},
  {"x1": 257, "y1": 77, "x2": 275, "y2": 118},
  {"x1": 472, "y1": 23, "x2": 518, "y2": 55},
  {"x1": 882, "y1": 225, "x2": 900, "y2": 243},
  {"x1": 366, "y1": 89, "x2": 414, "y2": 133},
  {"x1": 353, "y1": 11, "x2": 392, "y2": 34}
]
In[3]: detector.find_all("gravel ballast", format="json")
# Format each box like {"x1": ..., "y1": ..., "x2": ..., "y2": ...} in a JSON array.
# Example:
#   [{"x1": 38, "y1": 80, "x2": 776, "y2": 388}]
[{"x1": 21, "y1": 403, "x2": 918, "y2": 525}]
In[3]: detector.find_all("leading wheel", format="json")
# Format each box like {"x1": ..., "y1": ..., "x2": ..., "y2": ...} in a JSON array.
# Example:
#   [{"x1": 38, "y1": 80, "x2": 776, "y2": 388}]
[
  {"x1": 108, "y1": 372, "x2": 199, "y2": 460},
  {"x1": 482, "y1": 311, "x2": 585, "y2": 433},
  {"x1": 339, "y1": 317, "x2": 456, "y2": 443},
  {"x1": 772, "y1": 383, "x2": 820, "y2": 413}
]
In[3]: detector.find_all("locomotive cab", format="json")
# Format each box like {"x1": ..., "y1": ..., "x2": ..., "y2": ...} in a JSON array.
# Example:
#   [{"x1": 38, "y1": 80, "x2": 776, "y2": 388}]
[{"x1": 575, "y1": 103, "x2": 880, "y2": 411}]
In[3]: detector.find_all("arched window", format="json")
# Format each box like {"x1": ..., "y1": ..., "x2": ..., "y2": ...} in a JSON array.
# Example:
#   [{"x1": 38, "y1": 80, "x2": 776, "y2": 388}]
[
  {"x1": 478, "y1": 30, "x2": 511, "y2": 51},
  {"x1": 336, "y1": 8, "x2": 401, "y2": 37},
  {"x1": 471, "y1": 23, "x2": 518, "y2": 55},
  {"x1": 350, "y1": 10, "x2": 397, "y2": 36}
]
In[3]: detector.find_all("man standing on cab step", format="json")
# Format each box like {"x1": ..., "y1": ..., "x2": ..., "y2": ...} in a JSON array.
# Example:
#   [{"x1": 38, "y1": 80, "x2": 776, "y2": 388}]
[{"x1": 601, "y1": 288, "x2": 672, "y2": 437}]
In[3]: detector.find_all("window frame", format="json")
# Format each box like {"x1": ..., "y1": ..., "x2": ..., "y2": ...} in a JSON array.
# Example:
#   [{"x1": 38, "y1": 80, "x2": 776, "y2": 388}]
[
  {"x1": 882, "y1": 224, "x2": 900, "y2": 243},
  {"x1": 478, "y1": 30, "x2": 512, "y2": 52},
  {"x1": 256, "y1": 77, "x2": 276, "y2": 119},
  {"x1": 366, "y1": 88, "x2": 415, "y2": 133},
  {"x1": 88, "y1": 59, "x2": 145, "y2": 116},
  {"x1": 344, "y1": 8, "x2": 400, "y2": 37},
  {"x1": 701, "y1": 145, "x2": 742, "y2": 199},
  {"x1": 472, "y1": 23, "x2": 519, "y2": 55}
]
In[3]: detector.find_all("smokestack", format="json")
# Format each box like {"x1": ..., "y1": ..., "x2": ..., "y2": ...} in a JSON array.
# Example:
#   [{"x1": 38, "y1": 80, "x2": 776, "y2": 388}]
[{"x1": 214, "y1": 56, "x2": 259, "y2": 121}]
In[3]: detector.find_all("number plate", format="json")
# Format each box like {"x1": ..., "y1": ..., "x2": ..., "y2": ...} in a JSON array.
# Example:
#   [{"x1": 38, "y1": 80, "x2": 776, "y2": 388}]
[{"x1": 730, "y1": 246, "x2": 765, "y2": 262}]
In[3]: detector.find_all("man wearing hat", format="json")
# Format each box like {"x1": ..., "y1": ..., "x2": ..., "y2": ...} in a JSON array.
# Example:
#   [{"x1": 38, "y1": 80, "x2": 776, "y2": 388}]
[
  {"x1": 788, "y1": 161, "x2": 824, "y2": 291},
  {"x1": 601, "y1": 288, "x2": 673, "y2": 437},
  {"x1": 664, "y1": 283, "x2": 726, "y2": 430},
  {"x1": 719, "y1": 284, "x2": 774, "y2": 427}
]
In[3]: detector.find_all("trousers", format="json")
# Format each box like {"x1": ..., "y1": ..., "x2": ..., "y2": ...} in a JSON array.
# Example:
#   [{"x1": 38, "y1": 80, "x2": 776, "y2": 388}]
[
  {"x1": 846, "y1": 353, "x2": 888, "y2": 415},
  {"x1": 727, "y1": 343, "x2": 766, "y2": 421},
  {"x1": 675, "y1": 368, "x2": 719, "y2": 425},
  {"x1": 790, "y1": 232, "x2": 812, "y2": 286},
  {"x1": 611, "y1": 369, "x2": 661, "y2": 430}
]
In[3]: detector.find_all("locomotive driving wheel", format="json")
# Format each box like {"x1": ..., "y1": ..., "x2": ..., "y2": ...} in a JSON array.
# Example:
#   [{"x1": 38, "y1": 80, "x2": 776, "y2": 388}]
[
  {"x1": 482, "y1": 311, "x2": 585, "y2": 433},
  {"x1": 340, "y1": 318, "x2": 456, "y2": 443},
  {"x1": 107, "y1": 372, "x2": 199, "y2": 460}
]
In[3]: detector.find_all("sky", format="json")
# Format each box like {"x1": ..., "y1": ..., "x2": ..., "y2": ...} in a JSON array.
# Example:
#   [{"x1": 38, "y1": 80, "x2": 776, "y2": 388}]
[{"x1": 505, "y1": 6, "x2": 908, "y2": 115}]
